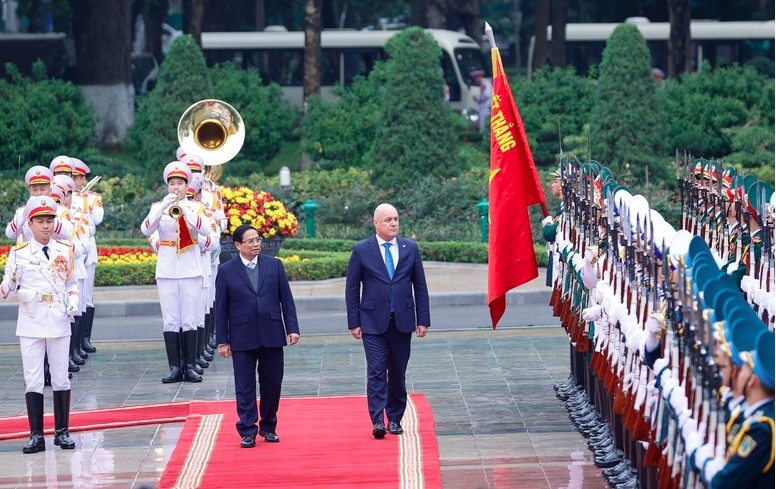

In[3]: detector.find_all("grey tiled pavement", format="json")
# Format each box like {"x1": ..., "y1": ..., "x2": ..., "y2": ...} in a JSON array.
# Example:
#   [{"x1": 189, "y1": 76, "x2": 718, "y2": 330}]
[{"x1": 0, "y1": 264, "x2": 607, "y2": 488}]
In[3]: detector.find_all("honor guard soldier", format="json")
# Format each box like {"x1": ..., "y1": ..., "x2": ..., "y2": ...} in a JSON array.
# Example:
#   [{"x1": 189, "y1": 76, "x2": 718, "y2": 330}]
[
  {"x1": 70, "y1": 158, "x2": 102, "y2": 354},
  {"x1": 54, "y1": 174, "x2": 93, "y2": 370},
  {"x1": 142, "y1": 162, "x2": 212, "y2": 383},
  {"x1": 182, "y1": 151, "x2": 226, "y2": 353},
  {"x1": 0, "y1": 195, "x2": 80, "y2": 453},
  {"x1": 691, "y1": 328, "x2": 774, "y2": 489},
  {"x1": 6, "y1": 166, "x2": 72, "y2": 243}
]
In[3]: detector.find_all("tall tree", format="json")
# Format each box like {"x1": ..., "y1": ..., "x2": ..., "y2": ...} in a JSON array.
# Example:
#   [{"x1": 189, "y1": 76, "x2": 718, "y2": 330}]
[
  {"x1": 667, "y1": 0, "x2": 691, "y2": 77},
  {"x1": 531, "y1": 0, "x2": 550, "y2": 76},
  {"x1": 370, "y1": 27, "x2": 463, "y2": 189},
  {"x1": 303, "y1": 0, "x2": 323, "y2": 106},
  {"x1": 255, "y1": 0, "x2": 266, "y2": 30},
  {"x1": 70, "y1": 0, "x2": 134, "y2": 146},
  {"x1": 590, "y1": 24, "x2": 665, "y2": 184},
  {"x1": 142, "y1": 0, "x2": 168, "y2": 63},
  {"x1": 550, "y1": 0, "x2": 568, "y2": 67}
]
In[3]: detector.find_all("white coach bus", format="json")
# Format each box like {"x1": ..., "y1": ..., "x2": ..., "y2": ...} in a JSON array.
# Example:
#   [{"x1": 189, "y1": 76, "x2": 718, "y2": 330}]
[
  {"x1": 200, "y1": 28, "x2": 486, "y2": 120},
  {"x1": 528, "y1": 19, "x2": 775, "y2": 78}
]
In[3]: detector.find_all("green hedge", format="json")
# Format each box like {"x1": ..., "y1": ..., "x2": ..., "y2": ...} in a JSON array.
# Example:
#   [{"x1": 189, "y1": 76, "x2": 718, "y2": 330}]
[{"x1": 49, "y1": 240, "x2": 549, "y2": 286}]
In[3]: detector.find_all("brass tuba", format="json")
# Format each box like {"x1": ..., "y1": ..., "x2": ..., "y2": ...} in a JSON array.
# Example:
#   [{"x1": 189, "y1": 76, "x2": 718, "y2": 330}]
[{"x1": 177, "y1": 99, "x2": 245, "y2": 182}]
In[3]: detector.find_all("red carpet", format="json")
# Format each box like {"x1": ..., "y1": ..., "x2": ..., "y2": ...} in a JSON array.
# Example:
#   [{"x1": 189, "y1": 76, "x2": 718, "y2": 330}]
[
  {"x1": 159, "y1": 394, "x2": 442, "y2": 489},
  {"x1": 0, "y1": 402, "x2": 188, "y2": 440}
]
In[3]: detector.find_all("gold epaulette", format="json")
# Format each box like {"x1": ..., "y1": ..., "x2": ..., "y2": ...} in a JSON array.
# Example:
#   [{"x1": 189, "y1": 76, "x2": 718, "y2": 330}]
[
  {"x1": 12, "y1": 241, "x2": 28, "y2": 251},
  {"x1": 57, "y1": 239, "x2": 71, "y2": 246}
]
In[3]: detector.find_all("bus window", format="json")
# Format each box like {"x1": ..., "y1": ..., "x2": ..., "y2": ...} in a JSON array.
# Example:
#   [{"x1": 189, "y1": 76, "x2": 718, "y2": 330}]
[
  {"x1": 343, "y1": 48, "x2": 386, "y2": 85},
  {"x1": 321, "y1": 48, "x2": 340, "y2": 85},
  {"x1": 251, "y1": 49, "x2": 303, "y2": 86},
  {"x1": 454, "y1": 47, "x2": 488, "y2": 85},
  {"x1": 440, "y1": 52, "x2": 460, "y2": 102}
]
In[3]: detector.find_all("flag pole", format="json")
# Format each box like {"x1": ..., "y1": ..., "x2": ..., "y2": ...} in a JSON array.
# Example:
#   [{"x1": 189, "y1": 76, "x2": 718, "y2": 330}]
[{"x1": 486, "y1": 23, "x2": 548, "y2": 218}]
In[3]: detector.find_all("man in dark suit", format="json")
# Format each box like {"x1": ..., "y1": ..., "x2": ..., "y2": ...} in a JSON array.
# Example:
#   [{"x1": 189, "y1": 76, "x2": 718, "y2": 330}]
[
  {"x1": 215, "y1": 224, "x2": 300, "y2": 448},
  {"x1": 346, "y1": 203, "x2": 430, "y2": 439}
]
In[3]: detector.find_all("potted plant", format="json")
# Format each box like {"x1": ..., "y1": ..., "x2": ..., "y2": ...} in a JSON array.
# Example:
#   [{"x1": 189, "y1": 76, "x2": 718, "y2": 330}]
[{"x1": 218, "y1": 186, "x2": 299, "y2": 261}]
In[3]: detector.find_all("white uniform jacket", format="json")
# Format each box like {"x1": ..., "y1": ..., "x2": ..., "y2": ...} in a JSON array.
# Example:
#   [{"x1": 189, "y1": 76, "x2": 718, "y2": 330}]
[
  {"x1": 141, "y1": 199, "x2": 212, "y2": 279},
  {"x1": 1, "y1": 239, "x2": 79, "y2": 338}
]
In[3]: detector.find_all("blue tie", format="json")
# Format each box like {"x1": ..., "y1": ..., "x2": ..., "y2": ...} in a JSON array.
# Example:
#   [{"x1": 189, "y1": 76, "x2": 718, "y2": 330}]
[{"x1": 383, "y1": 243, "x2": 395, "y2": 279}]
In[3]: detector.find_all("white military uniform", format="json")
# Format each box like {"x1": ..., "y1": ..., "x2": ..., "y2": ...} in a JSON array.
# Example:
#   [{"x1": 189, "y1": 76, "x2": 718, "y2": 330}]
[
  {"x1": 1, "y1": 238, "x2": 79, "y2": 393},
  {"x1": 142, "y1": 196, "x2": 211, "y2": 333},
  {"x1": 71, "y1": 158, "x2": 103, "y2": 310}
]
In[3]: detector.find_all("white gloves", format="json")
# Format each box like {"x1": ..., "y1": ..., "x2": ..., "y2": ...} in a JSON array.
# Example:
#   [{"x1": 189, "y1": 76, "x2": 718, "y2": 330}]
[
  {"x1": 682, "y1": 420, "x2": 705, "y2": 458},
  {"x1": 583, "y1": 305, "x2": 602, "y2": 322},
  {"x1": 653, "y1": 356, "x2": 669, "y2": 377},
  {"x1": 645, "y1": 313, "x2": 664, "y2": 352},
  {"x1": 161, "y1": 193, "x2": 178, "y2": 212},
  {"x1": 542, "y1": 215, "x2": 554, "y2": 227},
  {"x1": 67, "y1": 295, "x2": 79, "y2": 315}
]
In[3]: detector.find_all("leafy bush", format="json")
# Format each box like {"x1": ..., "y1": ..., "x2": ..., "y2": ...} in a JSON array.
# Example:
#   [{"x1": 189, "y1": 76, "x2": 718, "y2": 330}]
[
  {"x1": 301, "y1": 74, "x2": 384, "y2": 170},
  {"x1": 95, "y1": 263, "x2": 156, "y2": 286},
  {"x1": 590, "y1": 24, "x2": 666, "y2": 185},
  {"x1": 125, "y1": 35, "x2": 212, "y2": 175},
  {"x1": 0, "y1": 62, "x2": 94, "y2": 175},
  {"x1": 369, "y1": 27, "x2": 466, "y2": 188},
  {"x1": 210, "y1": 62, "x2": 296, "y2": 178},
  {"x1": 511, "y1": 66, "x2": 595, "y2": 167},
  {"x1": 660, "y1": 65, "x2": 772, "y2": 159}
]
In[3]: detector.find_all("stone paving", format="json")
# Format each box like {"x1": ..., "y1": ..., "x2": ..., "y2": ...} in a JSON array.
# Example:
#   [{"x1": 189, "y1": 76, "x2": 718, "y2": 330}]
[{"x1": 0, "y1": 264, "x2": 608, "y2": 488}]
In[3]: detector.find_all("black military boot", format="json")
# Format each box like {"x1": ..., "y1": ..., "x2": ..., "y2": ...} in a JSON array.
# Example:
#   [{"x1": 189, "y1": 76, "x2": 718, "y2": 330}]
[
  {"x1": 161, "y1": 331, "x2": 184, "y2": 383},
  {"x1": 207, "y1": 308, "x2": 217, "y2": 349},
  {"x1": 81, "y1": 306, "x2": 97, "y2": 353},
  {"x1": 75, "y1": 315, "x2": 88, "y2": 360},
  {"x1": 182, "y1": 330, "x2": 203, "y2": 382},
  {"x1": 70, "y1": 318, "x2": 85, "y2": 366},
  {"x1": 52, "y1": 390, "x2": 75, "y2": 449},
  {"x1": 22, "y1": 392, "x2": 45, "y2": 454},
  {"x1": 196, "y1": 327, "x2": 209, "y2": 368}
]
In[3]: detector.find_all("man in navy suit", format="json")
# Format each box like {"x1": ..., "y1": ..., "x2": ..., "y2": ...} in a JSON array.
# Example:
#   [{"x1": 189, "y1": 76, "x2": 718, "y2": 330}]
[
  {"x1": 215, "y1": 224, "x2": 300, "y2": 448},
  {"x1": 346, "y1": 203, "x2": 430, "y2": 439}
]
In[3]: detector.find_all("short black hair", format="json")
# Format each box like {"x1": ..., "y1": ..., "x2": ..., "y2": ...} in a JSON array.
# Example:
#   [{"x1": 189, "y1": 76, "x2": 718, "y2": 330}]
[{"x1": 233, "y1": 224, "x2": 258, "y2": 243}]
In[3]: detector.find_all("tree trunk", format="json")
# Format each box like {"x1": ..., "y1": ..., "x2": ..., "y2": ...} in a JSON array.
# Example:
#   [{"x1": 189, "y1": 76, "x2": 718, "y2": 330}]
[
  {"x1": 550, "y1": 0, "x2": 568, "y2": 67},
  {"x1": 531, "y1": 0, "x2": 550, "y2": 75},
  {"x1": 668, "y1": 0, "x2": 692, "y2": 77},
  {"x1": 426, "y1": 0, "x2": 446, "y2": 29},
  {"x1": 190, "y1": 0, "x2": 204, "y2": 45},
  {"x1": 70, "y1": 0, "x2": 134, "y2": 147},
  {"x1": 144, "y1": 0, "x2": 168, "y2": 63},
  {"x1": 303, "y1": 0, "x2": 323, "y2": 107},
  {"x1": 255, "y1": 0, "x2": 266, "y2": 30}
]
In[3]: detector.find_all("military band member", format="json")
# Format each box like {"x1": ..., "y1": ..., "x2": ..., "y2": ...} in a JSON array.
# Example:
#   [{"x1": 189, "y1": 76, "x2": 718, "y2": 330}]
[
  {"x1": 141, "y1": 162, "x2": 211, "y2": 383},
  {"x1": 54, "y1": 174, "x2": 93, "y2": 370},
  {"x1": 0, "y1": 196, "x2": 80, "y2": 453},
  {"x1": 6, "y1": 166, "x2": 72, "y2": 242},
  {"x1": 71, "y1": 158, "x2": 102, "y2": 354}
]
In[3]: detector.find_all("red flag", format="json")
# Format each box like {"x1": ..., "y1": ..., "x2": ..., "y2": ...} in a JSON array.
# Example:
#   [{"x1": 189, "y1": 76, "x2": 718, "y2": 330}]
[{"x1": 487, "y1": 45, "x2": 546, "y2": 329}]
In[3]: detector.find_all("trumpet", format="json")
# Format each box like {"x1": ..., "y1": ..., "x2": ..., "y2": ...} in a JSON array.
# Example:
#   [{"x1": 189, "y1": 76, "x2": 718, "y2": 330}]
[
  {"x1": 79, "y1": 175, "x2": 101, "y2": 194},
  {"x1": 169, "y1": 202, "x2": 183, "y2": 218}
]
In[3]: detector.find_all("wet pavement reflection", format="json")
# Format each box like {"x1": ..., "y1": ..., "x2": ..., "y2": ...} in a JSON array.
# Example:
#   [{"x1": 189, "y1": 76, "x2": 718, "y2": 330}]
[{"x1": 0, "y1": 327, "x2": 607, "y2": 488}]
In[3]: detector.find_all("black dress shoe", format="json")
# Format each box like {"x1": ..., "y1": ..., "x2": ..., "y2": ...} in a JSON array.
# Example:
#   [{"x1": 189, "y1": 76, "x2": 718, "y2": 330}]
[
  {"x1": 22, "y1": 435, "x2": 46, "y2": 454},
  {"x1": 388, "y1": 421, "x2": 404, "y2": 434},
  {"x1": 372, "y1": 420, "x2": 386, "y2": 439},
  {"x1": 258, "y1": 430, "x2": 280, "y2": 442},
  {"x1": 240, "y1": 435, "x2": 256, "y2": 448}
]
